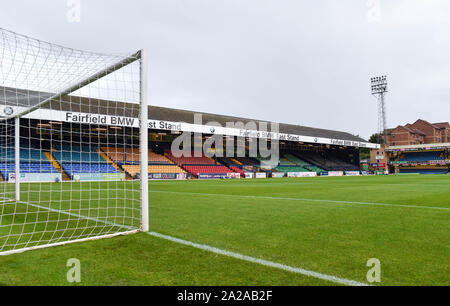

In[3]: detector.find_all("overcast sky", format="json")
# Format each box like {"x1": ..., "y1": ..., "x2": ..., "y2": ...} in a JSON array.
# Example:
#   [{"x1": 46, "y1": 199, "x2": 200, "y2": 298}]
[{"x1": 1, "y1": 0, "x2": 450, "y2": 139}]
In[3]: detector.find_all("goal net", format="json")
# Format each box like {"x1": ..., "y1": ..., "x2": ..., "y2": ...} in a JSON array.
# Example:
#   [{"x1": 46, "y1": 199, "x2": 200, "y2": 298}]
[{"x1": 0, "y1": 28, "x2": 149, "y2": 256}]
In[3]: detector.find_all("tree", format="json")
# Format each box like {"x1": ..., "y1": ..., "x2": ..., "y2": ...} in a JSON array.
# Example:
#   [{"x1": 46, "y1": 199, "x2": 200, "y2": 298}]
[{"x1": 369, "y1": 133, "x2": 385, "y2": 144}]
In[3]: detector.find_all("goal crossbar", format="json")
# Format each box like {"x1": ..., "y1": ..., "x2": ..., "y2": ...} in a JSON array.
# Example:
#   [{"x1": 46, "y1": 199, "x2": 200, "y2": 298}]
[{"x1": 0, "y1": 50, "x2": 142, "y2": 122}]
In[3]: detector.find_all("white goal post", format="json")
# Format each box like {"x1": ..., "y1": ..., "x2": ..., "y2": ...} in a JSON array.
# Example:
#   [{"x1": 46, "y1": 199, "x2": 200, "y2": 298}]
[{"x1": 0, "y1": 28, "x2": 149, "y2": 256}]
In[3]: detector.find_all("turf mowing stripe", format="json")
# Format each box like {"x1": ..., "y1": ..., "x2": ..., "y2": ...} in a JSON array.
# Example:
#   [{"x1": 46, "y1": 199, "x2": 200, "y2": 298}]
[
  {"x1": 149, "y1": 190, "x2": 450, "y2": 211},
  {"x1": 13, "y1": 201, "x2": 371, "y2": 286},
  {"x1": 148, "y1": 231, "x2": 371, "y2": 287}
]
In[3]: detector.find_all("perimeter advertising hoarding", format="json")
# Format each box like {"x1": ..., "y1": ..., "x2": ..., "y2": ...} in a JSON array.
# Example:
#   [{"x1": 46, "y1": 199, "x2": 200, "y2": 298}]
[
  {"x1": 141, "y1": 173, "x2": 187, "y2": 180},
  {"x1": 149, "y1": 173, "x2": 177, "y2": 180},
  {"x1": 20, "y1": 173, "x2": 62, "y2": 182},
  {"x1": 272, "y1": 173, "x2": 285, "y2": 178},
  {"x1": 255, "y1": 173, "x2": 267, "y2": 179},
  {"x1": 227, "y1": 173, "x2": 241, "y2": 179},
  {"x1": 73, "y1": 173, "x2": 102, "y2": 181},
  {"x1": 345, "y1": 171, "x2": 361, "y2": 176},
  {"x1": 287, "y1": 172, "x2": 317, "y2": 178},
  {"x1": 176, "y1": 173, "x2": 187, "y2": 180},
  {"x1": 328, "y1": 171, "x2": 344, "y2": 177},
  {"x1": 102, "y1": 173, "x2": 126, "y2": 181},
  {"x1": 73, "y1": 173, "x2": 125, "y2": 182},
  {"x1": 245, "y1": 173, "x2": 254, "y2": 179},
  {"x1": 198, "y1": 174, "x2": 229, "y2": 180}
]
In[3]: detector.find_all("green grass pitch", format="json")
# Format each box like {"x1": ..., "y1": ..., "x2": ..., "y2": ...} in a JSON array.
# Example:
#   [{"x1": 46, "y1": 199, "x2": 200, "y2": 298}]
[{"x1": 0, "y1": 175, "x2": 449, "y2": 286}]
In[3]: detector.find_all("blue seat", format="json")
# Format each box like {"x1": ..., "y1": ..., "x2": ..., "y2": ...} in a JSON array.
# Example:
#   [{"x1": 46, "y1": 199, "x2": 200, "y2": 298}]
[
  {"x1": 0, "y1": 163, "x2": 58, "y2": 180},
  {"x1": 400, "y1": 152, "x2": 444, "y2": 162},
  {"x1": 53, "y1": 145, "x2": 107, "y2": 164},
  {"x1": 61, "y1": 163, "x2": 119, "y2": 177}
]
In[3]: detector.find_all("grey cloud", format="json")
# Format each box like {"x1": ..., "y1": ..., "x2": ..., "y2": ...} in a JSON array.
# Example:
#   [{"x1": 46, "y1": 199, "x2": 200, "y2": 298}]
[{"x1": 1, "y1": 0, "x2": 449, "y2": 139}]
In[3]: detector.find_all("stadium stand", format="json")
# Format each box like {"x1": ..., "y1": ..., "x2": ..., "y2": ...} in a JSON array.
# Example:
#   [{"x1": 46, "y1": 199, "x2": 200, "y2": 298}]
[
  {"x1": 232, "y1": 157, "x2": 259, "y2": 166},
  {"x1": 279, "y1": 156, "x2": 296, "y2": 166},
  {"x1": 215, "y1": 158, "x2": 246, "y2": 177},
  {"x1": 0, "y1": 146, "x2": 49, "y2": 163},
  {"x1": 384, "y1": 141, "x2": 450, "y2": 174},
  {"x1": 297, "y1": 152, "x2": 359, "y2": 171},
  {"x1": 284, "y1": 154, "x2": 310, "y2": 167},
  {"x1": 102, "y1": 147, "x2": 174, "y2": 164},
  {"x1": 183, "y1": 165, "x2": 234, "y2": 177},
  {"x1": 397, "y1": 151, "x2": 445, "y2": 162},
  {"x1": 399, "y1": 168, "x2": 448, "y2": 175},
  {"x1": 53, "y1": 145, "x2": 108, "y2": 164},
  {"x1": 275, "y1": 166, "x2": 309, "y2": 174},
  {"x1": 166, "y1": 151, "x2": 240, "y2": 178},
  {"x1": 148, "y1": 165, "x2": 185, "y2": 173},
  {"x1": 216, "y1": 157, "x2": 239, "y2": 166},
  {"x1": 51, "y1": 145, "x2": 120, "y2": 179},
  {"x1": 326, "y1": 156, "x2": 359, "y2": 171},
  {"x1": 125, "y1": 148, "x2": 140, "y2": 163},
  {"x1": 0, "y1": 163, "x2": 58, "y2": 180},
  {"x1": 305, "y1": 165, "x2": 326, "y2": 173},
  {"x1": 102, "y1": 148, "x2": 185, "y2": 178},
  {"x1": 257, "y1": 156, "x2": 279, "y2": 168},
  {"x1": 122, "y1": 165, "x2": 185, "y2": 177},
  {"x1": 0, "y1": 145, "x2": 58, "y2": 180},
  {"x1": 62, "y1": 163, "x2": 119, "y2": 175},
  {"x1": 122, "y1": 165, "x2": 139, "y2": 177},
  {"x1": 1, "y1": 87, "x2": 382, "y2": 182},
  {"x1": 276, "y1": 153, "x2": 326, "y2": 174},
  {"x1": 101, "y1": 147, "x2": 125, "y2": 162},
  {"x1": 167, "y1": 151, "x2": 216, "y2": 165},
  {"x1": 149, "y1": 152, "x2": 173, "y2": 164},
  {"x1": 230, "y1": 166, "x2": 245, "y2": 177},
  {"x1": 0, "y1": 141, "x2": 366, "y2": 181}
]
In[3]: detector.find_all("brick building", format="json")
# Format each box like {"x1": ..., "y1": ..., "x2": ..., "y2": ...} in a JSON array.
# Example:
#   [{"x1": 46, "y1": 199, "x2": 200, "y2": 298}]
[
  {"x1": 386, "y1": 119, "x2": 450, "y2": 146},
  {"x1": 433, "y1": 122, "x2": 450, "y2": 143}
]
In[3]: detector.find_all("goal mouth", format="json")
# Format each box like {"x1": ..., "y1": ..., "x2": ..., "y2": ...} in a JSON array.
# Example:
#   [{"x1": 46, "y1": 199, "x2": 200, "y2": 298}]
[{"x1": 0, "y1": 28, "x2": 149, "y2": 256}]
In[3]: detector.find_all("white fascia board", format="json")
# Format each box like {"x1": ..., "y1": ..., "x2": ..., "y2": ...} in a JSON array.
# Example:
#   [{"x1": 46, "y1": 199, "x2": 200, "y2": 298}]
[{"x1": 2, "y1": 106, "x2": 379, "y2": 149}]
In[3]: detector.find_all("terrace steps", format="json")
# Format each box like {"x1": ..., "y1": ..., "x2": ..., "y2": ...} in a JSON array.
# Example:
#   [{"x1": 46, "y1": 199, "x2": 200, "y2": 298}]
[
  {"x1": 44, "y1": 152, "x2": 71, "y2": 181},
  {"x1": 98, "y1": 149, "x2": 121, "y2": 171},
  {"x1": 231, "y1": 158, "x2": 243, "y2": 165},
  {"x1": 163, "y1": 153, "x2": 194, "y2": 178},
  {"x1": 163, "y1": 155, "x2": 175, "y2": 164},
  {"x1": 98, "y1": 149, "x2": 132, "y2": 180}
]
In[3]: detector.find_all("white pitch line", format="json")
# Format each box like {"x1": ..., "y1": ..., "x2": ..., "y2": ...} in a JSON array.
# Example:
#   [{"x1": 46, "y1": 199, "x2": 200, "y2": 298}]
[
  {"x1": 149, "y1": 190, "x2": 450, "y2": 211},
  {"x1": 148, "y1": 231, "x2": 370, "y2": 286}
]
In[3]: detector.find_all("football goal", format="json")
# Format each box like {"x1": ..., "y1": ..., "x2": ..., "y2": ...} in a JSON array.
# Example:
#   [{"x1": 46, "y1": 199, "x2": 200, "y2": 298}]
[{"x1": 0, "y1": 28, "x2": 149, "y2": 256}]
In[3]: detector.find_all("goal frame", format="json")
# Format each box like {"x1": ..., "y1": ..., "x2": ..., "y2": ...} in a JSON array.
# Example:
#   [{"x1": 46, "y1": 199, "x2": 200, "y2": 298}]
[{"x1": 0, "y1": 49, "x2": 149, "y2": 257}]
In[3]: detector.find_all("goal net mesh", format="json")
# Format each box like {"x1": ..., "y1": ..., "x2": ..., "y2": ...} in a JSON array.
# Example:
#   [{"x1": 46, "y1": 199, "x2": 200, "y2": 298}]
[{"x1": 0, "y1": 28, "x2": 146, "y2": 255}]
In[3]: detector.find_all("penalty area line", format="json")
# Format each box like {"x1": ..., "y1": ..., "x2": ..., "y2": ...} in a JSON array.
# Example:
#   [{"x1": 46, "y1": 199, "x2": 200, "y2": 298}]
[{"x1": 147, "y1": 231, "x2": 371, "y2": 287}]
